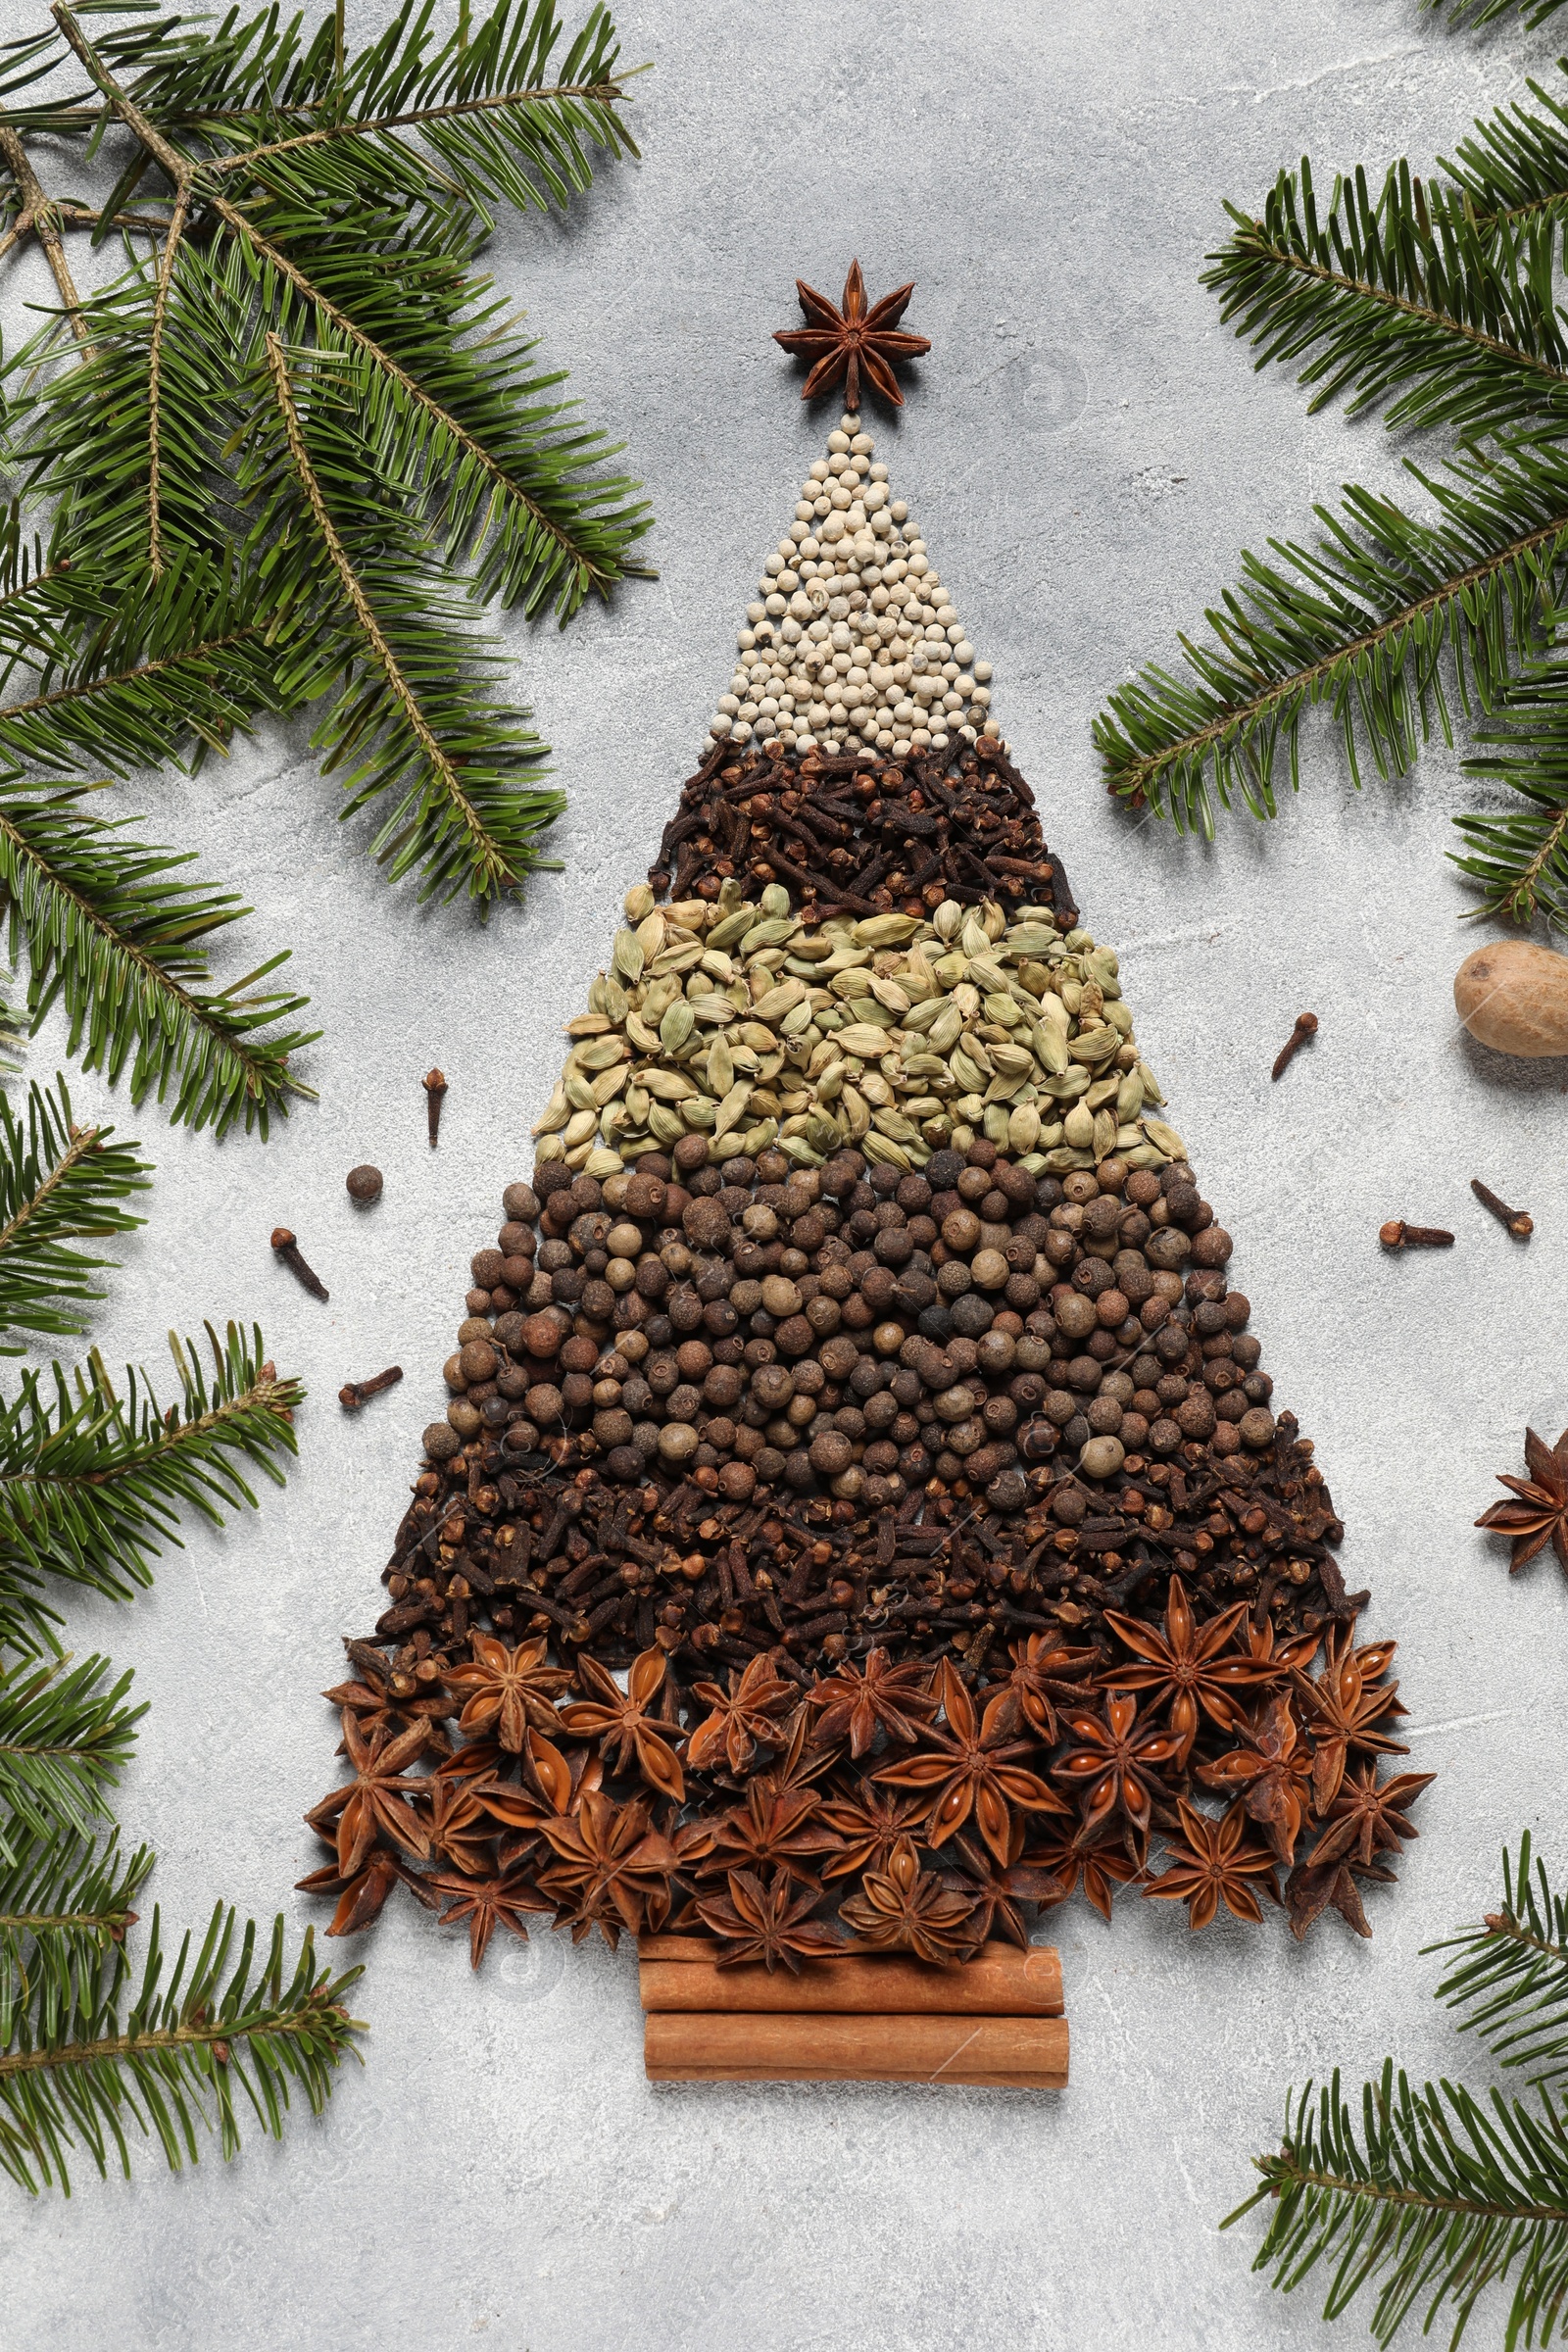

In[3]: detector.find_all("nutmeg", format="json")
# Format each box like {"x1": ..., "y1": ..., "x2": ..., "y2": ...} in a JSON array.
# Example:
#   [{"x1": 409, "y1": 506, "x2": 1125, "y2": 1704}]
[{"x1": 1455, "y1": 937, "x2": 1568, "y2": 1057}]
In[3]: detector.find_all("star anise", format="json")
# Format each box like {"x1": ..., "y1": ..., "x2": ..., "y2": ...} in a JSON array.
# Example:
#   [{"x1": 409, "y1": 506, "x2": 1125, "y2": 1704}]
[
  {"x1": 443, "y1": 1633, "x2": 571, "y2": 1752},
  {"x1": 694, "y1": 1868, "x2": 846, "y2": 1973},
  {"x1": 685, "y1": 1653, "x2": 796, "y2": 1778},
  {"x1": 305, "y1": 1710, "x2": 431, "y2": 1878},
  {"x1": 772, "y1": 260, "x2": 931, "y2": 410},
  {"x1": 1053, "y1": 1690, "x2": 1183, "y2": 1856},
  {"x1": 418, "y1": 1773, "x2": 497, "y2": 1877},
  {"x1": 322, "y1": 1654, "x2": 454, "y2": 1749},
  {"x1": 808, "y1": 1646, "x2": 935, "y2": 1757},
  {"x1": 560, "y1": 1644, "x2": 685, "y2": 1803},
  {"x1": 873, "y1": 1659, "x2": 1066, "y2": 1865},
  {"x1": 705, "y1": 1781, "x2": 842, "y2": 1890},
  {"x1": 534, "y1": 1790, "x2": 675, "y2": 1948},
  {"x1": 296, "y1": 1840, "x2": 437, "y2": 1937},
  {"x1": 939, "y1": 1831, "x2": 1061, "y2": 1949},
  {"x1": 989, "y1": 1634, "x2": 1102, "y2": 1746},
  {"x1": 1102, "y1": 1581, "x2": 1279, "y2": 1754},
  {"x1": 470, "y1": 1727, "x2": 602, "y2": 1871},
  {"x1": 1142, "y1": 1799, "x2": 1280, "y2": 1932},
  {"x1": 429, "y1": 1865, "x2": 547, "y2": 1968},
  {"x1": 1309, "y1": 1764, "x2": 1435, "y2": 1872},
  {"x1": 839, "y1": 1835, "x2": 980, "y2": 1968},
  {"x1": 1477, "y1": 1426, "x2": 1568, "y2": 1573},
  {"x1": 1283, "y1": 1852, "x2": 1396, "y2": 1941},
  {"x1": 816, "y1": 1778, "x2": 932, "y2": 1881},
  {"x1": 1019, "y1": 1823, "x2": 1139, "y2": 1923},
  {"x1": 1290, "y1": 1642, "x2": 1409, "y2": 1812},
  {"x1": 1197, "y1": 1693, "x2": 1314, "y2": 1867}
]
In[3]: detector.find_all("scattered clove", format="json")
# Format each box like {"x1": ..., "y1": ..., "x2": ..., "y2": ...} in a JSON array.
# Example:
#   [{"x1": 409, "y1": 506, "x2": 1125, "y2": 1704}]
[
  {"x1": 271, "y1": 1226, "x2": 329, "y2": 1299},
  {"x1": 346, "y1": 1164, "x2": 383, "y2": 1203},
  {"x1": 1271, "y1": 1011, "x2": 1318, "y2": 1082},
  {"x1": 423, "y1": 1068, "x2": 447, "y2": 1148},
  {"x1": 1470, "y1": 1178, "x2": 1533, "y2": 1240},
  {"x1": 339, "y1": 1365, "x2": 403, "y2": 1410},
  {"x1": 1379, "y1": 1220, "x2": 1454, "y2": 1251}
]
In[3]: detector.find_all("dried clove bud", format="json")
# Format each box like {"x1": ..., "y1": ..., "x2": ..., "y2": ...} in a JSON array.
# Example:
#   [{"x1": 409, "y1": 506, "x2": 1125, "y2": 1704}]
[
  {"x1": 271, "y1": 1226, "x2": 329, "y2": 1299},
  {"x1": 1379, "y1": 1219, "x2": 1454, "y2": 1251},
  {"x1": 423, "y1": 1068, "x2": 448, "y2": 1148},
  {"x1": 1271, "y1": 1011, "x2": 1318, "y2": 1081},
  {"x1": 1470, "y1": 1178, "x2": 1533, "y2": 1240},
  {"x1": 340, "y1": 1365, "x2": 404, "y2": 1410},
  {"x1": 346, "y1": 1164, "x2": 383, "y2": 1203}
]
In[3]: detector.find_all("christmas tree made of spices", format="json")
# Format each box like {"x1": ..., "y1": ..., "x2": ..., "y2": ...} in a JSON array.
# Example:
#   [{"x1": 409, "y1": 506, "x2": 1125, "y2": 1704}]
[{"x1": 304, "y1": 268, "x2": 1429, "y2": 1976}]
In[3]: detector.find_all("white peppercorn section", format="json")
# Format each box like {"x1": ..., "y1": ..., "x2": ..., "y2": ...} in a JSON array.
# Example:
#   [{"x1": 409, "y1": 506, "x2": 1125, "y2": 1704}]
[{"x1": 706, "y1": 412, "x2": 999, "y2": 760}]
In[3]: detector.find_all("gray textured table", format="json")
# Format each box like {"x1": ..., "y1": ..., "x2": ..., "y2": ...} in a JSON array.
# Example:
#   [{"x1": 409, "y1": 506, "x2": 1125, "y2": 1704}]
[{"x1": 4, "y1": 3, "x2": 1565, "y2": 2345}]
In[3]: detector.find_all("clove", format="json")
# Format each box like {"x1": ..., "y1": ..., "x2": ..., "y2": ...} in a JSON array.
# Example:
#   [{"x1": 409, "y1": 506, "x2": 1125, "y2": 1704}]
[
  {"x1": 1470, "y1": 1178, "x2": 1533, "y2": 1240},
  {"x1": 1271, "y1": 1011, "x2": 1318, "y2": 1082},
  {"x1": 271, "y1": 1226, "x2": 329, "y2": 1299},
  {"x1": 422, "y1": 1067, "x2": 447, "y2": 1148},
  {"x1": 340, "y1": 1365, "x2": 403, "y2": 1410},
  {"x1": 1379, "y1": 1219, "x2": 1454, "y2": 1251}
]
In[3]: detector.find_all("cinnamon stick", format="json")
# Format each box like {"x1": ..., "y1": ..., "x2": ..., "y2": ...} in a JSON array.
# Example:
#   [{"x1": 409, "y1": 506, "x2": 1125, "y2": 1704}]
[
  {"x1": 644, "y1": 2009, "x2": 1068, "y2": 2086},
  {"x1": 638, "y1": 1939, "x2": 1062, "y2": 2017}
]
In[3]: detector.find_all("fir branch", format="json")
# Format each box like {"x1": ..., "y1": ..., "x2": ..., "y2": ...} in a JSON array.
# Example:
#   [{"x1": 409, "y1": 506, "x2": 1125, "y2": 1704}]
[
  {"x1": 1096, "y1": 439, "x2": 1568, "y2": 833},
  {"x1": 0, "y1": 110, "x2": 90, "y2": 350},
  {"x1": 0, "y1": 1822, "x2": 151, "y2": 2045},
  {"x1": 1452, "y1": 645, "x2": 1568, "y2": 928},
  {"x1": 0, "y1": 787, "x2": 317, "y2": 1138},
  {"x1": 1433, "y1": 1833, "x2": 1568, "y2": 2083},
  {"x1": 256, "y1": 336, "x2": 564, "y2": 904},
  {"x1": 0, "y1": 1321, "x2": 301, "y2": 1619},
  {"x1": 0, "y1": 1075, "x2": 150, "y2": 1353},
  {"x1": 0, "y1": 1902, "x2": 365, "y2": 2194},
  {"x1": 0, "y1": 1651, "x2": 142, "y2": 1862},
  {"x1": 1437, "y1": 72, "x2": 1568, "y2": 237},
  {"x1": 1225, "y1": 2063, "x2": 1568, "y2": 2348},
  {"x1": 1421, "y1": 0, "x2": 1568, "y2": 25}
]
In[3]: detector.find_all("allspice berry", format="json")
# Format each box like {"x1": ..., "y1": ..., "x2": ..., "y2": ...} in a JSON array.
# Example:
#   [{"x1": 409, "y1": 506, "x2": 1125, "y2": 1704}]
[{"x1": 346, "y1": 1164, "x2": 383, "y2": 1203}]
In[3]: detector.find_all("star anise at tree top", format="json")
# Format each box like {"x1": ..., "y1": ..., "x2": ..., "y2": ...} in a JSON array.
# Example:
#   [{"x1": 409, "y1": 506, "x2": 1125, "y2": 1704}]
[
  {"x1": 773, "y1": 261, "x2": 932, "y2": 410},
  {"x1": 1477, "y1": 1426, "x2": 1568, "y2": 1574}
]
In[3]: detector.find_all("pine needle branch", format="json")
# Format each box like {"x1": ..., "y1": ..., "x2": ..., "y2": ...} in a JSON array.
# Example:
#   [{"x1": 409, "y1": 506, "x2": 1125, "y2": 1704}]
[
  {"x1": 0, "y1": 1902, "x2": 365, "y2": 2194},
  {"x1": 1096, "y1": 438, "x2": 1568, "y2": 834},
  {"x1": 0, "y1": 786, "x2": 317, "y2": 1138},
  {"x1": 1452, "y1": 640, "x2": 1568, "y2": 928},
  {"x1": 1204, "y1": 156, "x2": 1568, "y2": 440},
  {"x1": 1432, "y1": 1833, "x2": 1568, "y2": 2083},
  {"x1": 0, "y1": 1651, "x2": 142, "y2": 1862},
  {"x1": 0, "y1": 1321, "x2": 301, "y2": 1622},
  {"x1": 1421, "y1": 0, "x2": 1568, "y2": 26},
  {"x1": 0, "y1": 1821, "x2": 152, "y2": 2045},
  {"x1": 0, "y1": 1075, "x2": 150, "y2": 1353}
]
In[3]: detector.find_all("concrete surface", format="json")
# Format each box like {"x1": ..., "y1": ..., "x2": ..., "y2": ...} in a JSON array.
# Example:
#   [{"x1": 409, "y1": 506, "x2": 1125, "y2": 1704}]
[{"x1": 3, "y1": 2, "x2": 1566, "y2": 2346}]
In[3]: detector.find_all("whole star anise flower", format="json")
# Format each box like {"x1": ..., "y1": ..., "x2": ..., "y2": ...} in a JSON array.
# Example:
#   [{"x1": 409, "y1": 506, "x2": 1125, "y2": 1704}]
[
  {"x1": 1142, "y1": 1799, "x2": 1280, "y2": 1932},
  {"x1": 1477, "y1": 1426, "x2": 1568, "y2": 1574},
  {"x1": 706, "y1": 1782, "x2": 842, "y2": 1890},
  {"x1": 839, "y1": 1835, "x2": 980, "y2": 1968},
  {"x1": 470, "y1": 1727, "x2": 602, "y2": 1870},
  {"x1": 1053, "y1": 1690, "x2": 1183, "y2": 1856},
  {"x1": 560, "y1": 1644, "x2": 685, "y2": 1803},
  {"x1": 429, "y1": 1865, "x2": 547, "y2": 1968},
  {"x1": 419, "y1": 1773, "x2": 497, "y2": 1878},
  {"x1": 695, "y1": 1868, "x2": 846, "y2": 1973},
  {"x1": 296, "y1": 1840, "x2": 436, "y2": 1937},
  {"x1": 808, "y1": 1646, "x2": 935, "y2": 1758},
  {"x1": 685, "y1": 1653, "x2": 796, "y2": 1778},
  {"x1": 1197, "y1": 1693, "x2": 1314, "y2": 1867},
  {"x1": 1019, "y1": 1823, "x2": 1139, "y2": 1923},
  {"x1": 873, "y1": 1659, "x2": 1066, "y2": 1866},
  {"x1": 990, "y1": 1634, "x2": 1102, "y2": 1746},
  {"x1": 322, "y1": 1656, "x2": 453, "y2": 1749},
  {"x1": 816, "y1": 1778, "x2": 933, "y2": 1882},
  {"x1": 938, "y1": 1832, "x2": 1062, "y2": 1950},
  {"x1": 1283, "y1": 1851, "x2": 1396, "y2": 1941},
  {"x1": 1290, "y1": 1643, "x2": 1409, "y2": 1813},
  {"x1": 1102, "y1": 1582, "x2": 1279, "y2": 1755},
  {"x1": 443, "y1": 1633, "x2": 571, "y2": 1752},
  {"x1": 1309, "y1": 1764, "x2": 1435, "y2": 1873},
  {"x1": 773, "y1": 261, "x2": 932, "y2": 410},
  {"x1": 305, "y1": 1709, "x2": 431, "y2": 1879},
  {"x1": 535, "y1": 1790, "x2": 675, "y2": 1948}
]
